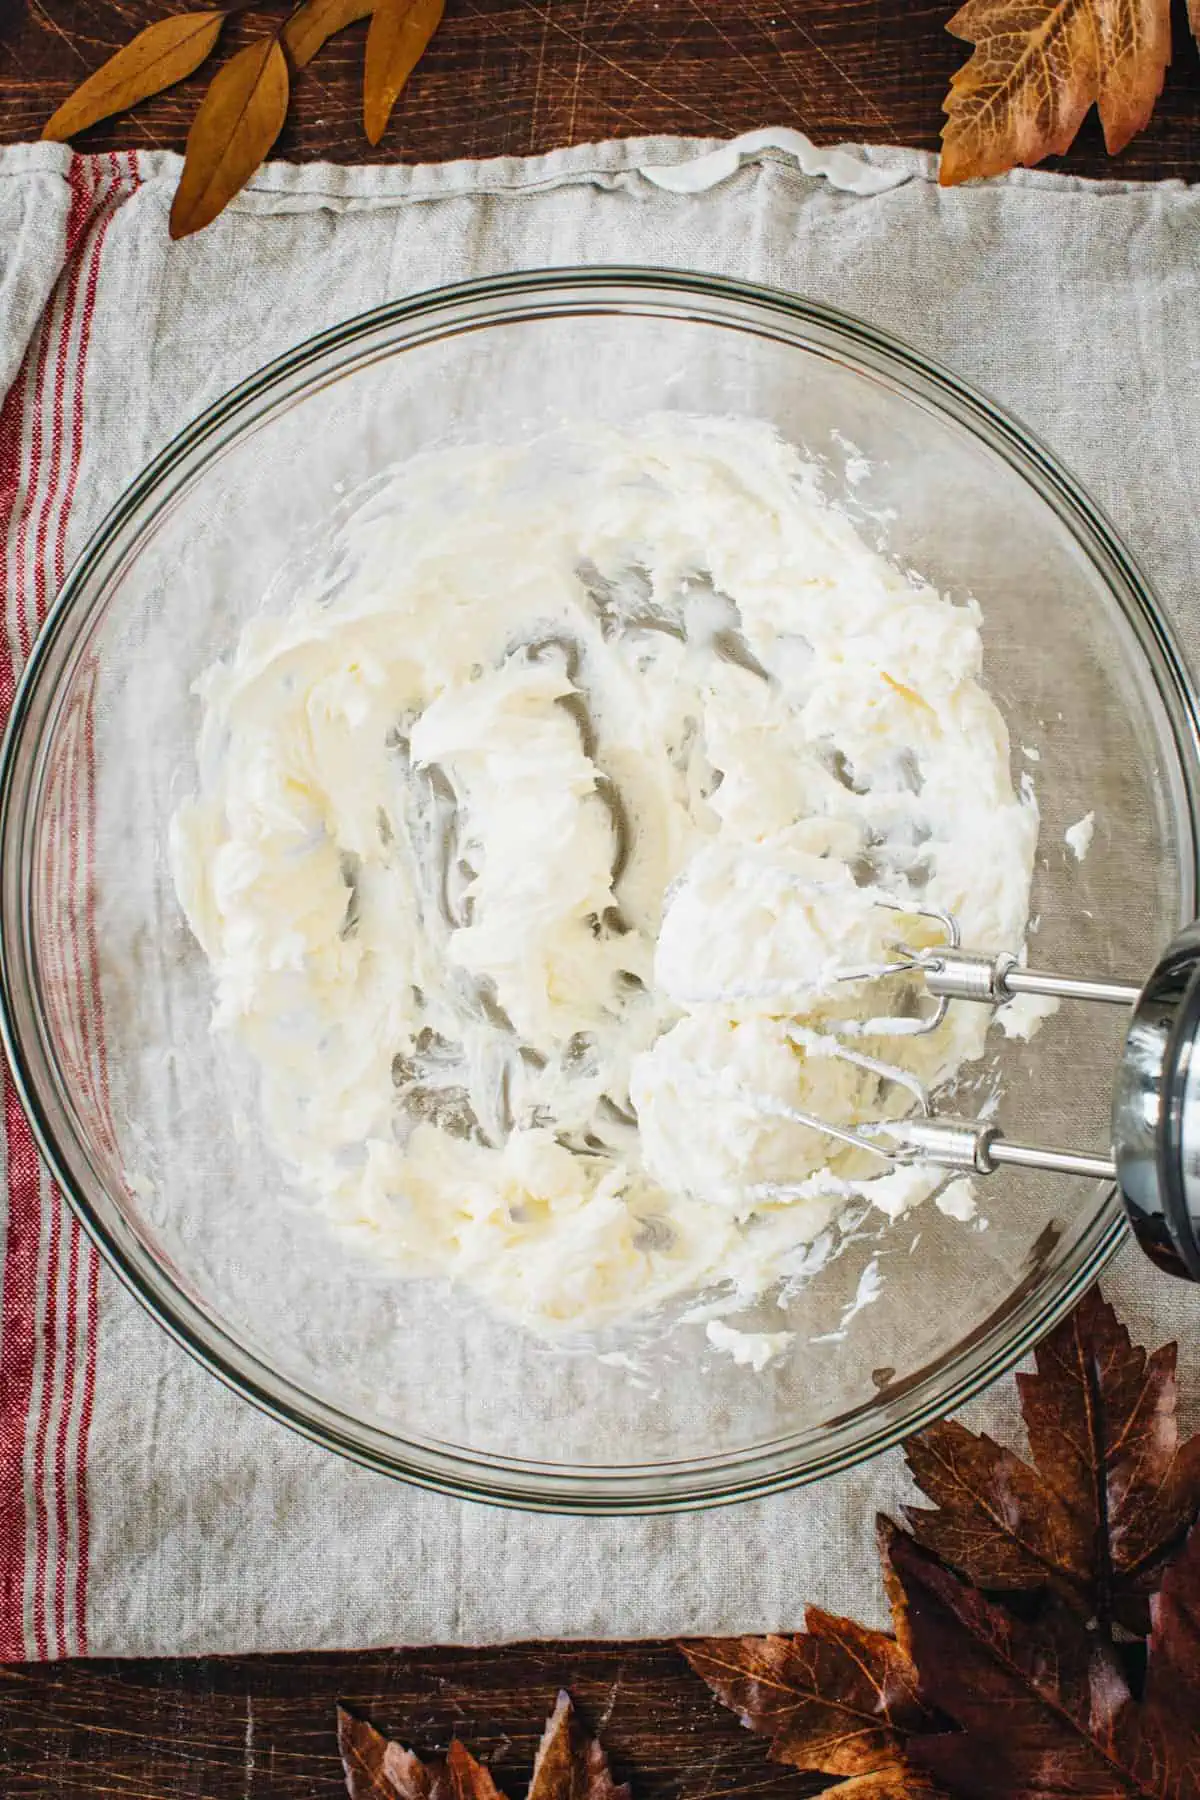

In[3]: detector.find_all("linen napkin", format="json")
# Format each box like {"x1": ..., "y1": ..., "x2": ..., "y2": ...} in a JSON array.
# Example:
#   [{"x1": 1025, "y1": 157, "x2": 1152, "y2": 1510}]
[{"x1": 1, "y1": 130, "x2": 1198, "y2": 1659}]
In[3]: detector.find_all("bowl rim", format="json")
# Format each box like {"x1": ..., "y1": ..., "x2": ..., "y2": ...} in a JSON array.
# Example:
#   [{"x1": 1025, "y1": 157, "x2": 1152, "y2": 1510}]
[{"x1": 2, "y1": 264, "x2": 1197, "y2": 1512}]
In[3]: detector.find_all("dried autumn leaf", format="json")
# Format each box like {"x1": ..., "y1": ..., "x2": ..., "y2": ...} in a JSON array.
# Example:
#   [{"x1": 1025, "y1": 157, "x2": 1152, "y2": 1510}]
[
  {"x1": 339, "y1": 1710, "x2": 505, "y2": 1800},
  {"x1": 888, "y1": 1518, "x2": 1200, "y2": 1800},
  {"x1": 363, "y1": 0, "x2": 445, "y2": 145},
  {"x1": 284, "y1": 0, "x2": 378, "y2": 70},
  {"x1": 940, "y1": 0, "x2": 1172, "y2": 186},
  {"x1": 42, "y1": 9, "x2": 225, "y2": 142},
  {"x1": 169, "y1": 34, "x2": 290, "y2": 241},
  {"x1": 904, "y1": 1419, "x2": 1091, "y2": 1599},
  {"x1": 338, "y1": 1693, "x2": 629, "y2": 1800},
  {"x1": 1021, "y1": 1285, "x2": 1200, "y2": 1611},
  {"x1": 682, "y1": 1528, "x2": 943, "y2": 1798},
  {"x1": 904, "y1": 1284, "x2": 1200, "y2": 1629},
  {"x1": 1132, "y1": 1520, "x2": 1200, "y2": 1792},
  {"x1": 527, "y1": 1691, "x2": 631, "y2": 1800}
]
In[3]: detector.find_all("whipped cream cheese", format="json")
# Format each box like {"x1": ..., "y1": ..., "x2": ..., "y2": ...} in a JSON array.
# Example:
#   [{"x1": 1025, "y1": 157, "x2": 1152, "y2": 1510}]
[
  {"x1": 1065, "y1": 810, "x2": 1096, "y2": 862},
  {"x1": 171, "y1": 416, "x2": 1038, "y2": 1337}
]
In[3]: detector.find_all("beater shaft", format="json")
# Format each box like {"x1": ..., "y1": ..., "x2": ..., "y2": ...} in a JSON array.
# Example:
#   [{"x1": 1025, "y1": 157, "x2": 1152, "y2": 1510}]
[
  {"x1": 893, "y1": 1116, "x2": 1116, "y2": 1182},
  {"x1": 921, "y1": 947, "x2": 1140, "y2": 1010},
  {"x1": 988, "y1": 1138, "x2": 1118, "y2": 1180}
]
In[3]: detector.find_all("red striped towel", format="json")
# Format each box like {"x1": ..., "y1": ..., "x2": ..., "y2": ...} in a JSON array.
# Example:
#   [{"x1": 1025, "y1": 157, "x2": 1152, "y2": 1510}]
[{"x1": 1, "y1": 154, "x2": 140, "y2": 1658}]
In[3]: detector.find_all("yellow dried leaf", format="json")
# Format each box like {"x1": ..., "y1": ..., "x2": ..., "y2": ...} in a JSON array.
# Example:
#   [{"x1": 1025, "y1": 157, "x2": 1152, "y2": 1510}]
[
  {"x1": 940, "y1": 0, "x2": 1172, "y2": 187},
  {"x1": 284, "y1": 0, "x2": 378, "y2": 71},
  {"x1": 42, "y1": 10, "x2": 225, "y2": 142},
  {"x1": 169, "y1": 35, "x2": 290, "y2": 241},
  {"x1": 363, "y1": 0, "x2": 445, "y2": 145}
]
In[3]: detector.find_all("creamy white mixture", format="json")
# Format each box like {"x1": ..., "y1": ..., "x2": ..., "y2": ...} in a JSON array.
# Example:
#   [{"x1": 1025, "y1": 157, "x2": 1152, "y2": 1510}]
[
  {"x1": 171, "y1": 417, "x2": 1038, "y2": 1338},
  {"x1": 1065, "y1": 810, "x2": 1096, "y2": 862},
  {"x1": 705, "y1": 1319, "x2": 794, "y2": 1372}
]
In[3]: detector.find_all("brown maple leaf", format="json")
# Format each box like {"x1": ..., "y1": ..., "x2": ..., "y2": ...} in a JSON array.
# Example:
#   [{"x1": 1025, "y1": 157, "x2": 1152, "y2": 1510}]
[
  {"x1": 903, "y1": 1285, "x2": 1200, "y2": 1631},
  {"x1": 887, "y1": 1517, "x2": 1200, "y2": 1800},
  {"x1": 940, "y1": 0, "x2": 1173, "y2": 186},
  {"x1": 1130, "y1": 1516, "x2": 1200, "y2": 1793},
  {"x1": 338, "y1": 1692, "x2": 630, "y2": 1800},
  {"x1": 682, "y1": 1523, "x2": 945, "y2": 1797}
]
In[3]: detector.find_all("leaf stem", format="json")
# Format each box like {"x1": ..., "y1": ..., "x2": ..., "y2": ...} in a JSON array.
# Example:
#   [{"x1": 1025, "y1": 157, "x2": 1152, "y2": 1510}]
[{"x1": 1085, "y1": 1338, "x2": 1115, "y2": 1641}]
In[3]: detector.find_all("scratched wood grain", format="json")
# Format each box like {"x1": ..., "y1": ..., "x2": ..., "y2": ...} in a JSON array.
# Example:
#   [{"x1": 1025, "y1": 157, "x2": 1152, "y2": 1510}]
[
  {"x1": 0, "y1": 1641, "x2": 830, "y2": 1799},
  {"x1": 2, "y1": 0, "x2": 1200, "y2": 174}
]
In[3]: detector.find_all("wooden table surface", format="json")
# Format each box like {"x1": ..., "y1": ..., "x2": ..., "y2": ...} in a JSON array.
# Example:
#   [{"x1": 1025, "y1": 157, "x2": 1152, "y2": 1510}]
[
  {"x1": 3, "y1": 2, "x2": 1200, "y2": 1795},
  {"x1": 0, "y1": 1642, "x2": 832, "y2": 1800},
  {"x1": 3, "y1": 0, "x2": 1200, "y2": 174}
]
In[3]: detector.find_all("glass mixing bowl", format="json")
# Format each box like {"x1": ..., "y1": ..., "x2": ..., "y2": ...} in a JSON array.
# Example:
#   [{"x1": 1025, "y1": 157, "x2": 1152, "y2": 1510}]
[{"x1": 2, "y1": 269, "x2": 1198, "y2": 1512}]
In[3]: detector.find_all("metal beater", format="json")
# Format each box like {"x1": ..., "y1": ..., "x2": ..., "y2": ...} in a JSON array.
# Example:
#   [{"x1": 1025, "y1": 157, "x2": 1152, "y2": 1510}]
[{"x1": 799, "y1": 905, "x2": 1200, "y2": 1282}]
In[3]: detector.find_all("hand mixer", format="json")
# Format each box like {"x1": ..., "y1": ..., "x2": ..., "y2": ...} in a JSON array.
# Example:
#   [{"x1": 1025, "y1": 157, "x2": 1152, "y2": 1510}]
[{"x1": 786, "y1": 903, "x2": 1200, "y2": 1282}]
